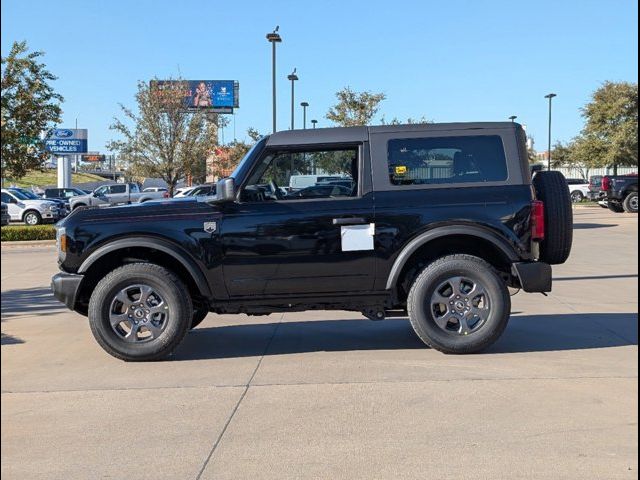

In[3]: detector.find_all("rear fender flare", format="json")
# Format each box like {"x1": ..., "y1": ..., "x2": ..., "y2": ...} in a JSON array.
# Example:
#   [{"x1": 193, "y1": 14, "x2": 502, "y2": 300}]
[{"x1": 385, "y1": 225, "x2": 520, "y2": 290}]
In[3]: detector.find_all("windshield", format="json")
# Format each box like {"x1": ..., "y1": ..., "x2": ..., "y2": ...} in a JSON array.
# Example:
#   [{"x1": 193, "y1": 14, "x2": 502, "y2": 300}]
[
  {"x1": 15, "y1": 189, "x2": 39, "y2": 199},
  {"x1": 230, "y1": 136, "x2": 268, "y2": 181},
  {"x1": 8, "y1": 190, "x2": 30, "y2": 200}
]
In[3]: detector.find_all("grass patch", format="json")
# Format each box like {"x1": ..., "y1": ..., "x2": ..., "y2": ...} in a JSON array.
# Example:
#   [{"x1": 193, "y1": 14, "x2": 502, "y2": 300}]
[
  {"x1": 1, "y1": 224, "x2": 56, "y2": 242},
  {"x1": 4, "y1": 170, "x2": 105, "y2": 188}
]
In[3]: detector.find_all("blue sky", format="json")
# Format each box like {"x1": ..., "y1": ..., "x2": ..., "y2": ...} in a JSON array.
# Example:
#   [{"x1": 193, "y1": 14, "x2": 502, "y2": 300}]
[{"x1": 1, "y1": 0, "x2": 637, "y2": 154}]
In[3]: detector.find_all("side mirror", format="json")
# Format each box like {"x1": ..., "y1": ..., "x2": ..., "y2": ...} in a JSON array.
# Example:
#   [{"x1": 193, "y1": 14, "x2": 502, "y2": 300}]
[{"x1": 215, "y1": 178, "x2": 236, "y2": 203}]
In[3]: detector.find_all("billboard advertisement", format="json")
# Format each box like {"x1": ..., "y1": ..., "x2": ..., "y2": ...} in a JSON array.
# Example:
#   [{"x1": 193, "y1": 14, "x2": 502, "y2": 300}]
[
  {"x1": 45, "y1": 129, "x2": 88, "y2": 155},
  {"x1": 151, "y1": 80, "x2": 239, "y2": 112}
]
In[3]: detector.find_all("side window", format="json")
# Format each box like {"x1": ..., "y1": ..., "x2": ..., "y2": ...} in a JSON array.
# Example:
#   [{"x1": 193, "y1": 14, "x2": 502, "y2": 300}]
[
  {"x1": 129, "y1": 183, "x2": 140, "y2": 193},
  {"x1": 94, "y1": 186, "x2": 108, "y2": 196},
  {"x1": 387, "y1": 135, "x2": 508, "y2": 186},
  {"x1": 110, "y1": 185, "x2": 127, "y2": 194},
  {"x1": 63, "y1": 190, "x2": 75, "y2": 198},
  {"x1": 2, "y1": 192, "x2": 13, "y2": 203},
  {"x1": 242, "y1": 147, "x2": 359, "y2": 202}
]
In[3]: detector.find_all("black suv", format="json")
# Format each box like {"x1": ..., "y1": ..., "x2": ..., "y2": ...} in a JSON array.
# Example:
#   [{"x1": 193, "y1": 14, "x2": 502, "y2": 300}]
[{"x1": 52, "y1": 123, "x2": 573, "y2": 361}]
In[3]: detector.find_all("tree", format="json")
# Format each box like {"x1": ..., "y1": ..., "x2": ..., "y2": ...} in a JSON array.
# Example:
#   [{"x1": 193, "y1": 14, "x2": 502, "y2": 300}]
[
  {"x1": 380, "y1": 116, "x2": 431, "y2": 125},
  {"x1": 208, "y1": 127, "x2": 263, "y2": 179},
  {"x1": 1, "y1": 41, "x2": 63, "y2": 179},
  {"x1": 580, "y1": 81, "x2": 638, "y2": 169},
  {"x1": 108, "y1": 80, "x2": 218, "y2": 195},
  {"x1": 326, "y1": 87, "x2": 386, "y2": 126}
]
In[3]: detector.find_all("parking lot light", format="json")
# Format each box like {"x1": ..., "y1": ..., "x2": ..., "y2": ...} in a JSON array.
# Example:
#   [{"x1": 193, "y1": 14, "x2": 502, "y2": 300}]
[
  {"x1": 287, "y1": 69, "x2": 298, "y2": 130},
  {"x1": 544, "y1": 93, "x2": 557, "y2": 171},
  {"x1": 266, "y1": 27, "x2": 282, "y2": 133}
]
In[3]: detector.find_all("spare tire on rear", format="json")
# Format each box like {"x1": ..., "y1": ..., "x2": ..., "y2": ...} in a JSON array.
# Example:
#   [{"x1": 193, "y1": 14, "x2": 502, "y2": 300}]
[{"x1": 532, "y1": 171, "x2": 573, "y2": 265}]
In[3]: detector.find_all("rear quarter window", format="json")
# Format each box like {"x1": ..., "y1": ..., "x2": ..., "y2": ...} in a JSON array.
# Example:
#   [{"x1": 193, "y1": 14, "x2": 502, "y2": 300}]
[{"x1": 387, "y1": 135, "x2": 508, "y2": 186}]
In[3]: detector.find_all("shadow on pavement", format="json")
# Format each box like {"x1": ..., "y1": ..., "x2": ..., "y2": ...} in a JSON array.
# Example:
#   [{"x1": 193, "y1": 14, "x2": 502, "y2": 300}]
[
  {"x1": 1, "y1": 332, "x2": 25, "y2": 345},
  {"x1": 554, "y1": 274, "x2": 638, "y2": 282},
  {"x1": 1, "y1": 287, "x2": 65, "y2": 320},
  {"x1": 573, "y1": 223, "x2": 617, "y2": 229},
  {"x1": 174, "y1": 313, "x2": 638, "y2": 360}
]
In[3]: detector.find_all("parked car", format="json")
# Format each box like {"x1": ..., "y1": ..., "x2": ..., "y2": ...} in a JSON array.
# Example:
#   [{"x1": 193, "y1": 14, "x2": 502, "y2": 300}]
[
  {"x1": 173, "y1": 186, "x2": 198, "y2": 197},
  {"x1": 601, "y1": 174, "x2": 638, "y2": 213},
  {"x1": 143, "y1": 187, "x2": 168, "y2": 193},
  {"x1": 289, "y1": 174, "x2": 348, "y2": 191},
  {"x1": 1, "y1": 188, "x2": 61, "y2": 225},
  {"x1": 565, "y1": 178, "x2": 590, "y2": 203},
  {"x1": 1, "y1": 202, "x2": 10, "y2": 226},
  {"x1": 287, "y1": 184, "x2": 352, "y2": 199},
  {"x1": 9, "y1": 187, "x2": 69, "y2": 217},
  {"x1": 43, "y1": 187, "x2": 90, "y2": 201},
  {"x1": 51, "y1": 122, "x2": 573, "y2": 361},
  {"x1": 69, "y1": 183, "x2": 168, "y2": 210},
  {"x1": 185, "y1": 184, "x2": 216, "y2": 197},
  {"x1": 587, "y1": 175, "x2": 605, "y2": 201}
]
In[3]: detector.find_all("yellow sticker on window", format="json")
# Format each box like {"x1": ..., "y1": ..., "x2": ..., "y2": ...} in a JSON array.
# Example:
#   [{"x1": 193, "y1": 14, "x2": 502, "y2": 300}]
[{"x1": 395, "y1": 166, "x2": 407, "y2": 175}]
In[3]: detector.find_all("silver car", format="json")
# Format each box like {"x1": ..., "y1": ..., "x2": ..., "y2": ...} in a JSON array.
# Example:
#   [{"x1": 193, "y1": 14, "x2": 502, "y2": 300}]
[{"x1": 1, "y1": 189, "x2": 60, "y2": 225}]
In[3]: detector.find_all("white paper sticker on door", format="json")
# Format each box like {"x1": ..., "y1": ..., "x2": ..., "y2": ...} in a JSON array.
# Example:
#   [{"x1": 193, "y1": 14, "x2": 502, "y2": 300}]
[{"x1": 341, "y1": 223, "x2": 375, "y2": 251}]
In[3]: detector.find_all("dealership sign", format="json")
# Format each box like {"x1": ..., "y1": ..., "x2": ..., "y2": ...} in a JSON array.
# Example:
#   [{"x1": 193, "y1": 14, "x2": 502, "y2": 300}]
[
  {"x1": 45, "y1": 129, "x2": 88, "y2": 154},
  {"x1": 151, "y1": 80, "x2": 239, "y2": 113}
]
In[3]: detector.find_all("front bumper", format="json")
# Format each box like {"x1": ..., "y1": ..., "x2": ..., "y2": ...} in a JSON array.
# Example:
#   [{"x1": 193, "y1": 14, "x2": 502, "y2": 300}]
[
  {"x1": 51, "y1": 272, "x2": 83, "y2": 310},
  {"x1": 511, "y1": 262, "x2": 552, "y2": 293}
]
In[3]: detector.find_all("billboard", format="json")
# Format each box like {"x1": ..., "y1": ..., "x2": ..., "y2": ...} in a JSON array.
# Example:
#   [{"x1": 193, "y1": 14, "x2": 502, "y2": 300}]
[
  {"x1": 45, "y1": 129, "x2": 88, "y2": 155},
  {"x1": 151, "y1": 80, "x2": 239, "y2": 112},
  {"x1": 82, "y1": 154, "x2": 106, "y2": 163}
]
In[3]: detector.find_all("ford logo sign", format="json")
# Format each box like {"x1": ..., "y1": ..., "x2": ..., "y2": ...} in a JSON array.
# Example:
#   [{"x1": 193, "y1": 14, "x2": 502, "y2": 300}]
[{"x1": 54, "y1": 129, "x2": 73, "y2": 138}]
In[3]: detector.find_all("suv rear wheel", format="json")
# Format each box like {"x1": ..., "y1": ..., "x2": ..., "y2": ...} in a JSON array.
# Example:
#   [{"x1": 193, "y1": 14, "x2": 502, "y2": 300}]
[
  {"x1": 88, "y1": 263, "x2": 192, "y2": 361},
  {"x1": 407, "y1": 254, "x2": 511, "y2": 354}
]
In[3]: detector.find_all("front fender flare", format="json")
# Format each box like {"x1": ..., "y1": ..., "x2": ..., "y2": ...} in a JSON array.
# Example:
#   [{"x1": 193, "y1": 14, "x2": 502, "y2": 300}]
[
  {"x1": 385, "y1": 225, "x2": 520, "y2": 290},
  {"x1": 78, "y1": 236, "x2": 212, "y2": 297}
]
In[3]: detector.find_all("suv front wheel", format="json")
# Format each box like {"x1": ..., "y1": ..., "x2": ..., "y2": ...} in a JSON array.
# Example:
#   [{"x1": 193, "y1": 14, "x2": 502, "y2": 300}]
[
  {"x1": 407, "y1": 254, "x2": 511, "y2": 354},
  {"x1": 88, "y1": 263, "x2": 193, "y2": 361}
]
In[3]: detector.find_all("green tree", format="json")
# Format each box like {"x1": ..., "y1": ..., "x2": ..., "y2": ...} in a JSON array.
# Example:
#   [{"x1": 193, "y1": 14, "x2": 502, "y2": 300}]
[
  {"x1": 326, "y1": 87, "x2": 386, "y2": 126},
  {"x1": 580, "y1": 81, "x2": 638, "y2": 169},
  {"x1": 108, "y1": 80, "x2": 219, "y2": 195},
  {"x1": 1, "y1": 41, "x2": 63, "y2": 180}
]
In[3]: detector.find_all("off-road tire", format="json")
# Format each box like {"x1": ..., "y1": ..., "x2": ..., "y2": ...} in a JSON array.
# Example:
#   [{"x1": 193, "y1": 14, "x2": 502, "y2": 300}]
[
  {"x1": 532, "y1": 171, "x2": 573, "y2": 265},
  {"x1": 623, "y1": 192, "x2": 638, "y2": 213},
  {"x1": 88, "y1": 263, "x2": 193, "y2": 361},
  {"x1": 407, "y1": 254, "x2": 511, "y2": 354}
]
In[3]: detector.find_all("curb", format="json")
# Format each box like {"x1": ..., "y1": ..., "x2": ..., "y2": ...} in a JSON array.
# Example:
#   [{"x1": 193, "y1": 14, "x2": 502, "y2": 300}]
[{"x1": 1, "y1": 239, "x2": 56, "y2": 248}]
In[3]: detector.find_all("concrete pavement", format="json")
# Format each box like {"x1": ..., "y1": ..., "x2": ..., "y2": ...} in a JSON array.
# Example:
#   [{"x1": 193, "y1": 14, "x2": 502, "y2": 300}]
[{"x1": 1, "y1": 209, "x2": 637, "y2": 479}]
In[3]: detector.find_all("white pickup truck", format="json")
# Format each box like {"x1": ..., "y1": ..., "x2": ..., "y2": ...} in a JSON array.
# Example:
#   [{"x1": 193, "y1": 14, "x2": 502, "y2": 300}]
[{"x1": 69, "y1": 183, "x2": 168, "y2": 210}]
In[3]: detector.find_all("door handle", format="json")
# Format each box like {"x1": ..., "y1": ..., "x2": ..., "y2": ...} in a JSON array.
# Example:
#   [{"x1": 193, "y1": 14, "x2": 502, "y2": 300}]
[{"x1": 332, "y1": 217, "x2": 367, "y2": 226}]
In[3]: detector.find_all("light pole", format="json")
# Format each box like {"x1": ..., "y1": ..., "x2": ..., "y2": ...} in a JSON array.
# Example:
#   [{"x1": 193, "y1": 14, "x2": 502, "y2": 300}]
[
  {"x1": 287, "y1": 68, "x2": 298, "y2": 130},
  {"x1": 300, "y1": 102, "x2": 309, "y2": 129},
  {"x1": 509, "y1": 115, "x2": 517, "y2": 123},
  {"x1": 544, "y1": 93, "x2": 556, "y2": 171},
  {"x1": 266, "y1": 26, "x2": 281, "y2": 133},
  {"x1": 311, "y1": 119, "x2": 318, "y2": 129}
]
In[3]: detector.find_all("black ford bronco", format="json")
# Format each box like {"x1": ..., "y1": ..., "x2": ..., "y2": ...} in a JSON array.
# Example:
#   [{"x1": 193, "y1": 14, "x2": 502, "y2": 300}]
[{"x1": 51, "y1": 122, "x2": 573, "y2": 361}]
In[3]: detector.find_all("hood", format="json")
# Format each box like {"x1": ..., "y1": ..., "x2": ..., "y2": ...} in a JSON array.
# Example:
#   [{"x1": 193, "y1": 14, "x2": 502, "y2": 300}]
[
  {"x1": 20, "y1": 199, "x2": 58, "y2": 208},
  {"x1": 59, "y1": 195, "x2": 215, "y2": 227}
]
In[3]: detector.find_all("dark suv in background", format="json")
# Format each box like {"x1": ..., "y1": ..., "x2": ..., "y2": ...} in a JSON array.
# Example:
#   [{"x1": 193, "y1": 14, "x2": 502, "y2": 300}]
[{"x1": 52, "y1": 123, "x2": 573, "y2": 361}]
